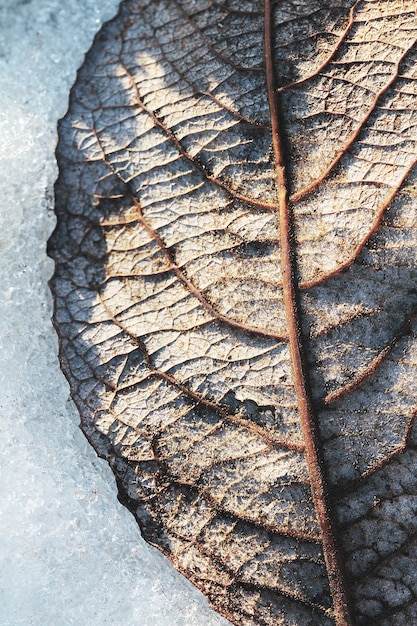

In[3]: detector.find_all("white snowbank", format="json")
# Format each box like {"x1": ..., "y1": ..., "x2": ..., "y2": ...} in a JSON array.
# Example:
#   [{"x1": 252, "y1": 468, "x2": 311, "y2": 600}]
[{"x1": 0, "y1": 2, "x2": 229, "y2": 624}]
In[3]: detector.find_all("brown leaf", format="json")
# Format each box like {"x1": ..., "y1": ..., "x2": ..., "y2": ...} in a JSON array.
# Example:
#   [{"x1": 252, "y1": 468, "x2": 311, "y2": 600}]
[{"x1": 48, "y1": 1, "x2": 417, "y2": 624}]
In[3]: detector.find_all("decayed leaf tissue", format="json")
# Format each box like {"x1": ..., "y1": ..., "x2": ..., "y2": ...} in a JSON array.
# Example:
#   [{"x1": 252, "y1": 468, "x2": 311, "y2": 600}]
[{"x1": 48, "y1": 1, "x2": 417, "y2": 624}]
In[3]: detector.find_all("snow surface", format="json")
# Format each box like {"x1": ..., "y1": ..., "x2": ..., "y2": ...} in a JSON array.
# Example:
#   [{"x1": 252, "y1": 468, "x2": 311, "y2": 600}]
[{"x1": 0, "y1": 1, "x2": 229, "y2": 624}]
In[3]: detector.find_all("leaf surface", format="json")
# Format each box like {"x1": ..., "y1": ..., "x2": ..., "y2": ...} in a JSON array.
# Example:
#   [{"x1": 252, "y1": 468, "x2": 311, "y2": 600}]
[{"x1": 48, "y1": 1, "x2": 417, "y2": 624}]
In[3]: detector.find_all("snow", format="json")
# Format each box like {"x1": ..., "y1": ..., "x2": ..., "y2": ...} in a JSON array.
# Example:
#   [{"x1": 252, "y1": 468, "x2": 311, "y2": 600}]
[{"x1": 0, "y1": 1, "x2": 229, "y2": 624}]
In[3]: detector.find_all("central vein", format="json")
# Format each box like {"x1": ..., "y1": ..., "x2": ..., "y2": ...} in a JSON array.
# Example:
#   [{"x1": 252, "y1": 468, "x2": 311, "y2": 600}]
[{"x1": 263, "y1": 2, "x2": 354, "y2": 624}]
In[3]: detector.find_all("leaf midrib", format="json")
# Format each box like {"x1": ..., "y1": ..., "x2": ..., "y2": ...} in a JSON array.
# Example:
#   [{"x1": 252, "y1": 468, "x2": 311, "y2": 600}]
[{"x1": 264, "y1": 1, "x2": 354, "y2": 624}]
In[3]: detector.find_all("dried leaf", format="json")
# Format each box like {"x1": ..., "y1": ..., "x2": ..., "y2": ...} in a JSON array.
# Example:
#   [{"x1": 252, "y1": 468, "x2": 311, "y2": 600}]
[{"x1": 48, "y1": 1, "x2": 417, "y2": 624}]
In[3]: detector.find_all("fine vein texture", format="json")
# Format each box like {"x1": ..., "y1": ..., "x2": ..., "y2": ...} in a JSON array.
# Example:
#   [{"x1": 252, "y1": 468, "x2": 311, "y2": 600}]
[{"x1": 49, "y1": 1, "x2": 417, "y2": 625}]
